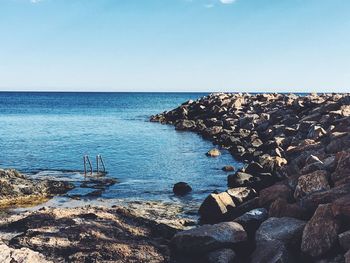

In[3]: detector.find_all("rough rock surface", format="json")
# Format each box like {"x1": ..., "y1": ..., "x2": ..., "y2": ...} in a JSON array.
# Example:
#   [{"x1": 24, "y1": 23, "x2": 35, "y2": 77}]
[
  {"x1": 301, "y1": 204, "x2": 340, "y2": 258},
  {"x1": 0, "y1": 206, "x2": 177, "y2": 263},
  {"x1": 0, "y1": 168, "x2": 74, "y2": 208},
  {"x1": 171, "y1": 222, "x2": 247, "y2": 255}
]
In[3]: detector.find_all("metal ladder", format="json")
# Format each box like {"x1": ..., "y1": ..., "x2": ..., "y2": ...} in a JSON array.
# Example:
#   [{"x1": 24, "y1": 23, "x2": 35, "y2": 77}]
[{"x1": 83, "y1": 155, "x2": 106, "y2": 176}]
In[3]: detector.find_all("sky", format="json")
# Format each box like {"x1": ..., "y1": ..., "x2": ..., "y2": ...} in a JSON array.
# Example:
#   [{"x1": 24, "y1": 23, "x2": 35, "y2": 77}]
[{"x1": 0, "y1": 0, "x2": 349, "y2": 92}]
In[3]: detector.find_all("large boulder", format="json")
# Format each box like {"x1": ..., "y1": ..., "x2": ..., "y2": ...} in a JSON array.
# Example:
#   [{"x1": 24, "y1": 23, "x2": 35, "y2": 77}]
[
  {"x1": 0, "y1": 242, "x2": 51, "y2": 263},
  {"x1": 269, "y1": 198, "x2": 308, "y2": 220},
  {"x1": 199, "y1": 192, "x2": 235, "y2": 223},
  {"x1": 301, "y1": 204, "x2": 340, "y2": 258},
  {"x1": 294, "y1": 170, "x2": 330, "y2": 199},
  {"x1": 226, "y1": 187, "x2": 257, "y2": 205},
  {"x1": 171, "y1": 222, "x2": 247, "y2": 255},
  {"x1": 255, "y1": 217, "x2": 306, "y2": 246}
]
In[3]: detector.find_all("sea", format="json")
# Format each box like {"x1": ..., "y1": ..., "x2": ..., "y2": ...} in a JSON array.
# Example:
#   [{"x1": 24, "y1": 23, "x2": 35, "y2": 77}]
[{"x1": 0, "y1": 92, "x2": 241, "y2": 215}]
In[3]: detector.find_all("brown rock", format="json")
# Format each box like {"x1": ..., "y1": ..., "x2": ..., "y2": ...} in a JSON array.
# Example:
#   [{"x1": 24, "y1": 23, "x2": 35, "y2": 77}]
[
  {"x1": 222, "y1": 165, "x2": 235, "y2": 172},
  {"x1": 331, "y1": 194, "x2": 350, "y2": 219},
  {"x1": 294, "y1": 170, "x2": 330, "y2": 199},
  {"x1": 331, "y1": 151, "x2": 350, "y2": 184},
  {"x1": 269, "y1": 198, "x2": 307, "y2": 220},
  {"x1": 199, "y1": 192, "x2": 235, "y2": 223},
  {"x1": 206, "y1": 148, "x2": 221, "y2": 157},
  {"x1": 226, "y1": 187, "x2": 257, "y2": 205},
  {"x1": 259, "y1": 183, "x2": 292, "y2": 207},
  {"x1": 301, "y1": 204, "x2": 340, "y2": 258}
]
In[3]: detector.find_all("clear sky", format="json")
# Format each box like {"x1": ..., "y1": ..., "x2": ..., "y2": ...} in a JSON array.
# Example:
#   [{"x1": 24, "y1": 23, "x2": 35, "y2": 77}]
[{"x1": 0, "y1": 0, "x2": 349, "y2": 92}]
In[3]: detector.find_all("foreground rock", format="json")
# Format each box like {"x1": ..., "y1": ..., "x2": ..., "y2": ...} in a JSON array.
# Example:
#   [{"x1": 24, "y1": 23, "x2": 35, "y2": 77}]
[
  {"x1": 171, "y1": 221, "x2": 247, "y2": 255},
  {"x1": 0, "y1": 168, "x2": 73, "y2": 208},
  {"x1": 0, "y1": 206, "x2": 177, "y2": 263}
]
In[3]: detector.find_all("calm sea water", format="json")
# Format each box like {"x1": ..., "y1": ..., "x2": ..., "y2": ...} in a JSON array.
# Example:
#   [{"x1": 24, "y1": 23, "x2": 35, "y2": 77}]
[{"x1": 0, "y1": 92, "x2": 241, "y2": 211}]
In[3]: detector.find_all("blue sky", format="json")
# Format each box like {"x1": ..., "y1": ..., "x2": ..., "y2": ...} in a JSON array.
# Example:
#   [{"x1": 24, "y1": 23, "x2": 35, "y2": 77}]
[{"x1": 0, "y1": 0, "x2": 349, "y2": 92}]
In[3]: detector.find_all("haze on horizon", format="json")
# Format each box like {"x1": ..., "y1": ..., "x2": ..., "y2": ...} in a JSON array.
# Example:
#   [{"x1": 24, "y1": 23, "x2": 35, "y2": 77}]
[{"x1": 0, "y1": 0, "x2": 349, "y2": 93}]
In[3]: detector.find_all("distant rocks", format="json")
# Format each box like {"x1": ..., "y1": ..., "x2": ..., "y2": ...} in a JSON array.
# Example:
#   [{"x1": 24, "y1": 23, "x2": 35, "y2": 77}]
[
  {"x1": 151, "y1": 92, "x2": 350, "y2": 262},
  {"x1": 173, "y1": 182, "x2": 192, "y2": 196}
]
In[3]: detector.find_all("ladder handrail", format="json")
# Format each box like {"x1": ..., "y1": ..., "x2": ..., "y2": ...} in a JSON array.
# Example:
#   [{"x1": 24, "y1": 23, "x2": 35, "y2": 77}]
[
  {"x1": 85, "y1": 155, "x2": 93, "y2": 175},
  {"x1": 98, "y1": 155, "x2": 106, "y2": 173}
]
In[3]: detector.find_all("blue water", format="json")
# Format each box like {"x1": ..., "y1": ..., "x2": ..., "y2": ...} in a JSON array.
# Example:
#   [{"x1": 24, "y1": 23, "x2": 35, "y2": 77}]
[{"x1": 0, "y1": 92, "x2": 241, "y2": 210}]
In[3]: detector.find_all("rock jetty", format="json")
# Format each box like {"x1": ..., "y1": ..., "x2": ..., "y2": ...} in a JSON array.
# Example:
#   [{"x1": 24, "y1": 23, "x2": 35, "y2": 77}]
[
  {"x1": 0, "y1": 168, "x2": 73, "y2": 208},
  {"x1": 151, "y1": 92, "x2": 350, "y2": 262}
]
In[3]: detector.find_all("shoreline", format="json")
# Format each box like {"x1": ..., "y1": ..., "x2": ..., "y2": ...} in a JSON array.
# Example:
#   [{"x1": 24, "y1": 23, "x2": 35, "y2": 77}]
[{"x1": 1, "y1": 92, "x2": 350, "y2": 262}]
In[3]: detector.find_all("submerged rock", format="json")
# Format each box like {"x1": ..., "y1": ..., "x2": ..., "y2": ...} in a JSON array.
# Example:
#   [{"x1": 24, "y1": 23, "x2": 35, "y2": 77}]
[{"x1": 206, "y1": 148, "x2": 221, "y2": 157}]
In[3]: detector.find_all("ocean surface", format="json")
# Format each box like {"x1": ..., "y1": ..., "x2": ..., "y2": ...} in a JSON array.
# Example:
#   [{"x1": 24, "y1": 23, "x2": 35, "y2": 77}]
[{"x1": 0, "y1": 92, "x2": 241, "y2": 214}]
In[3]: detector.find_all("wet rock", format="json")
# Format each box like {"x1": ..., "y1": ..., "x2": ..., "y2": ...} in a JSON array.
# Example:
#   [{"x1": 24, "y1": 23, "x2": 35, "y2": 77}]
[
  {"x1": 173, "y1": 182, "x2": 192, "y2": 196},
  {"x1": 0, "y1": 168, "x2": 74, "y2": 208},
  {"x1": 206, "y1": 148, "x2": 221, "y2": 157},
  {"x1": 171, "y1": 222, "x2": 247, "y2": 255},
  {"x1": 199, "y1": 192, "x2": 235, "y2": 223},
  {"x1": 301, "y1": 204, "x2": 340, "y2": 258},
  {"x1": 206, "y1": 248, "x2": 236, "y2": 263},
  {"x1": 294, "y1": 170, "x2": 330, "y2": 199},
  {"x1": 175, "y1": 119, "x2": 196, "y2": 130},
  {"x1": 222, "y1": 165, "x2": 235, "y2": 172},
  {"x1": 259, "y1": 184, "x2": 292, "y2": 207}
]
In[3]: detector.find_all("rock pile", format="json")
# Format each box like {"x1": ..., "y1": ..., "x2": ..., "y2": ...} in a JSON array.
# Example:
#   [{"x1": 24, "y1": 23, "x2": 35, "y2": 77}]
[
  {"x1": 151, "y1": 93, "x2": 350, "y2": 262},
  {"x1": 0, "y1": 168, "x2": 73, "y2": 208}
]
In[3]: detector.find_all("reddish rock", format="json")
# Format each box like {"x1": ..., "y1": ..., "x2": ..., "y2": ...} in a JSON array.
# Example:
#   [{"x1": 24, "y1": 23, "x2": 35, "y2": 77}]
[
  {"x1": 199, "y1": 192, "x2": 235, "y2": 223},
  {"x1": 259, "y1": 183, "x2": 292, "y2": 207},
  {"x1": 301, "y1": 183, "x2": 350, "y2": 212},
  {"x1": 294, "y1": 170, "x2": 330, "y2": 200},
  {"x1": 269, "y1": 198, "x2": 308, "y2": 220},
  {"x1": 331, "y1": 151, "x2": 350, "y2": 184},
  {"x1": 346, "y1": 250, "x2": 350, "y2": 263},
  {"x1": 331, "y1": 194, "x2": 350, "y2": 219},
  {"x1": 301, "y1": 204, "x2": 340, "y2": 258}
]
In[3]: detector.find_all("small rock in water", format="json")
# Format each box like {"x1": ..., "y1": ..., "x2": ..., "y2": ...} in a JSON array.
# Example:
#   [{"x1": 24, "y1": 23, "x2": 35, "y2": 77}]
[
  {"x1": 206, "y1": 148, "x2": 221, "y2": 157},
  {"x1": 173, "y1": 182, "x2": 192, "y2": 196},
  {"x1": 222, "y1": 165, "x2": 235, "y2": 172}
]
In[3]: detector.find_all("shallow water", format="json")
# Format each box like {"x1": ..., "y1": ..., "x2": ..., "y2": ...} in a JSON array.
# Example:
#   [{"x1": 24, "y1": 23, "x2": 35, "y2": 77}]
[{"x1": 0, "y1": 92, "x2": 242, "y2": 212}]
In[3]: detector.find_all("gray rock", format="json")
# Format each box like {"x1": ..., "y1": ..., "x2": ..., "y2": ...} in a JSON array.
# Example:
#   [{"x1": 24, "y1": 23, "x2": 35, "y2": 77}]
[
  {"x1": 233, "y1": 208, "x2": 268, "y2": 236},
  {"x1": 339, "y1": 230, "x2": 350, "y2": 251},
  {"x1": 207, "y1": 248, "x2": 236, "y2": 263},
  {"x1": 171, "y1": 222, "x2": 247, "y2": 254}
]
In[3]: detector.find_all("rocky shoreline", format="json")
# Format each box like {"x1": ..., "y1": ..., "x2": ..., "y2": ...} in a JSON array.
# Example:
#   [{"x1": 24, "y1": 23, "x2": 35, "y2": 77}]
[
  {"x1": 1, "y1": 92, "x2": 350, "y2": 262},
  {"x1": 151, "y1": 93, "x2": 350, "y2": 262}
]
